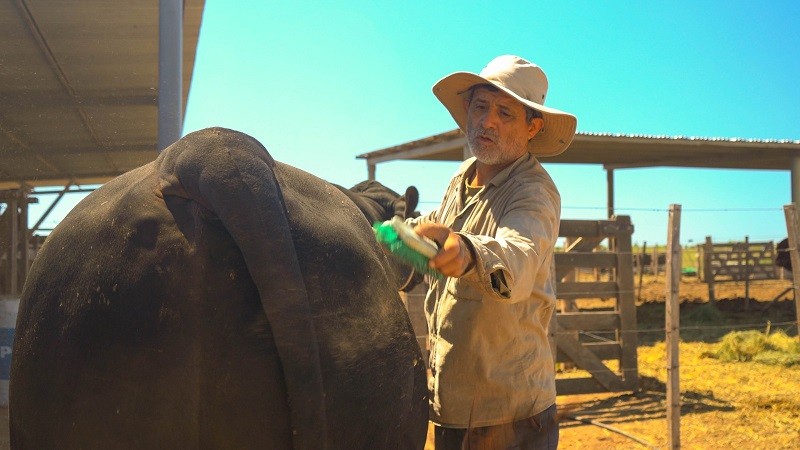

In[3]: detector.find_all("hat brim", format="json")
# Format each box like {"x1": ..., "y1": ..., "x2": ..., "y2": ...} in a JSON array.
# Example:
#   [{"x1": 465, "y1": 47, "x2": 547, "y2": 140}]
[{"x1": 432, "y1": 72, "x2": 577, "y2": 157}]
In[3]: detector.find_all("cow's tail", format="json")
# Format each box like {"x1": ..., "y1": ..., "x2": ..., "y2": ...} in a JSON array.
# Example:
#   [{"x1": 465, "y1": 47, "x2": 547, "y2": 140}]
[{"x1": 157, "y1": 127, "x2": 326, "y2": 450}]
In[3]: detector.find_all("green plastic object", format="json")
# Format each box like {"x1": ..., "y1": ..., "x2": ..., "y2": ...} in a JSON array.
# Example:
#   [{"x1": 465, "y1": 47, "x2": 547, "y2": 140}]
[{"x1": 373, "y1": 218, "x2": 442, "y2": 279}]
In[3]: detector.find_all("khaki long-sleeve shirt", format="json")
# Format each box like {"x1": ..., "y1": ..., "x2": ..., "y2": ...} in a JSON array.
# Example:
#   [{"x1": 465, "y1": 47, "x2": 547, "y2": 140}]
[{"x1": 409, "y1": 152, "x2": 560, "y2": 428}]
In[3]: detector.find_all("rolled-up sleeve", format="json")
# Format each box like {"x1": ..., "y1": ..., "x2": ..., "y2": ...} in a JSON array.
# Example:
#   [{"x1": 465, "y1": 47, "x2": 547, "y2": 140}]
[{"x1": 456, "y1": 179, "x2": 560, "y2": 304}]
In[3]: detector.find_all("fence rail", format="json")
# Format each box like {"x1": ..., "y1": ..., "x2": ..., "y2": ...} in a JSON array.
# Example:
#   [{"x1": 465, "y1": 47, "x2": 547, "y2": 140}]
[
  {"x1": 553, "y1": 215, "x2": 638, "y2": 395},
  {"x1": 700, "y1": 236, "x2": 779, "y2": 303},
  {"x1": 403, "y1": 216, "x2": 639, "y2": 396}
]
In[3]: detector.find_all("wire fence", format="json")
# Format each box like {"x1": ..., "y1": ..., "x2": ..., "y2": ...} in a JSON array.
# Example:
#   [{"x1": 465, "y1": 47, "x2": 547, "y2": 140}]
[{"x1": 407, "y1": 203, "x2": 800, "y2": 448}]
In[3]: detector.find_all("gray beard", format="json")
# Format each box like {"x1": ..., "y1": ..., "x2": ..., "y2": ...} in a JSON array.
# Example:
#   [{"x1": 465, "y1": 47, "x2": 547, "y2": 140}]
[{"x1": 467, "y1": 126, "x2": 524, "y2": 166}]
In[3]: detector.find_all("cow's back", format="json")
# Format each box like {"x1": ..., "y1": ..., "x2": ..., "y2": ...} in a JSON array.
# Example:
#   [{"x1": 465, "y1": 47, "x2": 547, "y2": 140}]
[{"x1": 9, "y1": 128, "x2": 427, "y2": 449}]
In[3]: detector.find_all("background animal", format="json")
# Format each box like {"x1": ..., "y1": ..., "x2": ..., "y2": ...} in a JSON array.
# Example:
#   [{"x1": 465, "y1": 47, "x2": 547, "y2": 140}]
[
  {"x1": 775, "y1": 238, "x2": 792, "y2": 272},
  {"x1": 10, "y1": 127, "x2": 428, "y2": 449}
]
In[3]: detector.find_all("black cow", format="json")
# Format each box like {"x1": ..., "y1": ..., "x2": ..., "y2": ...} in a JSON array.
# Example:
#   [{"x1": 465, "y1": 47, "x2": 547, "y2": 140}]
[
  {"x1": 776, "y1": 238, "x2": 792, "y2": 272},
  {"x1": 10, "y1": 128, "x2": 428, "y2": 449}
]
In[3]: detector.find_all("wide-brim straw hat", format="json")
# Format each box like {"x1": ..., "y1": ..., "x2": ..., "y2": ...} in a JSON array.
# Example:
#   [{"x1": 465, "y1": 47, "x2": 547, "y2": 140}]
[{"x1": 432, "y1": 55, "x2": 577, "y2": 157}]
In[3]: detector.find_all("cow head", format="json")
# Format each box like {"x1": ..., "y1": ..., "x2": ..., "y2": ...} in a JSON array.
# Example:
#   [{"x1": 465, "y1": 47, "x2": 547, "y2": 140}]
[{"x1": 339, "y1": 181, "x2": 425, "y2": 292}]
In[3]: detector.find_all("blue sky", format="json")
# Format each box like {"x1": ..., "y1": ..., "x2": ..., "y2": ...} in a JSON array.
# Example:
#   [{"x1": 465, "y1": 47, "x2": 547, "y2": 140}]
[
  {"x1": 180, "y1": 0, "x2": 800, "y2": 246},
  {"x1": 32, "y1": 0, "x2": 800, "y2": 246}
]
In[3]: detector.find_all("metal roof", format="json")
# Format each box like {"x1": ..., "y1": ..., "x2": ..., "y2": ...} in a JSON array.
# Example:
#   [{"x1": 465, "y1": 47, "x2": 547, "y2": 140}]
[
  {"x1": 0, "y1": 0, "x2": 205, "y2": 190},
  {"x1": 357, "y1": 129, "x2": 800, "y2": 171}
]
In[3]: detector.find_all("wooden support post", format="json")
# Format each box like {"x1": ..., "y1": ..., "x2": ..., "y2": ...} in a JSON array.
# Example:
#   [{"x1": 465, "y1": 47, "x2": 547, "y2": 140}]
[
  {"x1": 560, "y1": 238, "x2": 578, "y2": 370},
  {"x1": 9, "y1": 195, "x2": 19, "y2": 295},
  {"x1": 19, "y1": 192, "x2": 29, "y2": 290},
  {"x1": 0, "y1": 195, "x2": 8, "y2": 295},
  {"x1": 666, "y1": 204, "x2": 682, "y2": 449},
  {"x1": 704, "y1": 236, "x2": 715, "y2": 305},
  {"x1": 782, "y1": 204, "x2": 800, "y2": 337}
]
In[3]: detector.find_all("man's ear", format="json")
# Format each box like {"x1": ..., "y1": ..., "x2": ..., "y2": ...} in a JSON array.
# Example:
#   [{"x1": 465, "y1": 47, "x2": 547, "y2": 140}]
[{"x1": 528, "y1": 117, "x2": 544, "y2": 139}]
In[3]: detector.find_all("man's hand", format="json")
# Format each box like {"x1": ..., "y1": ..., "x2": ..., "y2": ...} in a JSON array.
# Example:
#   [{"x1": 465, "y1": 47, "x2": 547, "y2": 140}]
[{"x1": 413, "y1": 223, "x2": 475, "y2": 277}]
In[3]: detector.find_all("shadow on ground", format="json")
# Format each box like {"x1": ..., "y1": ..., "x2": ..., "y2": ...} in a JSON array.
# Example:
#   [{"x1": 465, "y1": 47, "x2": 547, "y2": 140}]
[{"x1": 560, "y1": 375, "x2": 734, "y2": 429}]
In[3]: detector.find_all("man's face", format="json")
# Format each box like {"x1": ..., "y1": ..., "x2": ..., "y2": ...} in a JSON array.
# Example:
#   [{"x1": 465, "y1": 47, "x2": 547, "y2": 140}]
[{"x1": 465, "y1": 87, "x2": 540, "y2": 166}]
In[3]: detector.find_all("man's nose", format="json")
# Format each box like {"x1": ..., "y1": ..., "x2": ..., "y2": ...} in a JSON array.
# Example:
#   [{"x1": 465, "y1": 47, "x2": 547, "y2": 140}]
[{"x1": 478, "y1": 109, "x2": 500, "y2": 129}]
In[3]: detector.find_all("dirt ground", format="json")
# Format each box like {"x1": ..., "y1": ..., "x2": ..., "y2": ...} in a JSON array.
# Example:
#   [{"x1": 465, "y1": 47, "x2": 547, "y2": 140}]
[
  {"x1": 544, "y1": 276, "x2": 799, "y2": 449},
  {"x1": 422, "y1": 275, "x2": 800, "y2": 449}
]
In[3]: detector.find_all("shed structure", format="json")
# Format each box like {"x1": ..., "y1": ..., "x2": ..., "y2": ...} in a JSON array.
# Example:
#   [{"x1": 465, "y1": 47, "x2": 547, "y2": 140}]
[
  {"x1": 0, "y1": 0, "x2": 206, "y2": 295},
  {"x1": 357, "y1": 129, "x2": 800, "y2": 217},
  {"x1": 364, "y1": 129, "x2": 800, "y2": 395}
]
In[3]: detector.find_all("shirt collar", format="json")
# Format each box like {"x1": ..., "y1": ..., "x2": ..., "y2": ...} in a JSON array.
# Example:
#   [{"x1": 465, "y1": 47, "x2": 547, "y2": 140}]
[{"x1": 456, "y1": 152, "x2": 537, "y2": 187}]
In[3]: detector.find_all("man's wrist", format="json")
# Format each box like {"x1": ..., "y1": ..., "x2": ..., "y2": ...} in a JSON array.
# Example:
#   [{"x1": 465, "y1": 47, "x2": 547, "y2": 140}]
[{"x1": 459, "y1": 235, "x2": 477, "y2": 276}]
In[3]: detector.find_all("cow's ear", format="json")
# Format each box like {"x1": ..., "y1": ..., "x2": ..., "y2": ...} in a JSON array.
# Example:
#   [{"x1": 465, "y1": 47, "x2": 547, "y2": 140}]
[{"x1": 399, "y1": 186, "x2": 419, "y2": 219}]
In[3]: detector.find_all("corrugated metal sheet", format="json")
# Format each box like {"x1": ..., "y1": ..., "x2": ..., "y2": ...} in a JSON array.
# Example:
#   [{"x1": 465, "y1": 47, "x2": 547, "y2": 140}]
[{"x1": 0, "y1": 0, "x2": 205, "y2": 189}]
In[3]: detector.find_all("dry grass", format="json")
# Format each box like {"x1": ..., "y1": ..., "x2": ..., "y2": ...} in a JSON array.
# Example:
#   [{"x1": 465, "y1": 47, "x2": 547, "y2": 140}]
[
  {"x1": 557, "y1": 275, "x2": 800, "y2": 449},
  {"x1": 551, "y1": 339, "x2": 800, "y2": 449},
  {"x1": 425, "y1": 275, "x2": 800, "y2": 449}
]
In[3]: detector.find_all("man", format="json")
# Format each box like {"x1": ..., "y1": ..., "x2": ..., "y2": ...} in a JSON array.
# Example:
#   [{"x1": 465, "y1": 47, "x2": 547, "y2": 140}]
[{"x1": 409, "y1": 55, "x2": 577, "y2": 449}]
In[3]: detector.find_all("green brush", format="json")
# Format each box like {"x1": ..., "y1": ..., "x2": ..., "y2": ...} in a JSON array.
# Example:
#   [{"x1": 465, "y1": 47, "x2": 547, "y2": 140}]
[{"x1": 373, "y1": 216, "x2": 442, "y2": 279}]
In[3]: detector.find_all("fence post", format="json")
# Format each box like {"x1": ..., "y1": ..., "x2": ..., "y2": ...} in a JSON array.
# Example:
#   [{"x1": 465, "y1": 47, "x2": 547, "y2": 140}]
[
  {"x1": 744, "y1": 235, "x2": 750, "y2": 310},
  {"x1": 704, "y1": 236, "x2": 715, "y2": 305},
  {"x1": 651, "y1": 245, "x2": 658, "y2": 277},
  {"x1": 637, "y1": 241, "x2": 647, "y2": 302},
  {"x1": 666, "y1": 204, "x2": 682, "y2": 449},
  {"x1": 615, "y1": 216, "x2": 638, "y2": 389},
  {"x1": 782, "y1": 204, "x2": 800, "y2": 337}
]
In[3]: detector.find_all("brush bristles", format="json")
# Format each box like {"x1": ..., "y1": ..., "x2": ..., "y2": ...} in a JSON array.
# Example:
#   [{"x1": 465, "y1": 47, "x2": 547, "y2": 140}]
[{"x1": 374, "y1": 221, "x2": 442, "y2": 279}]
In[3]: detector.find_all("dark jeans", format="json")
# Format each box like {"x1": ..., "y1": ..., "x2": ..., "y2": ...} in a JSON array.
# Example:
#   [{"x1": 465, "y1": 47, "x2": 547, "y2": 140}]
[{"x1": 434, "y1": 404, "x2": 558, "y2": 450}]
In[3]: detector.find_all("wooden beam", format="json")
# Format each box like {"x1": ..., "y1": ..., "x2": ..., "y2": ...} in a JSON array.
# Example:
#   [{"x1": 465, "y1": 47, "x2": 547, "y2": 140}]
[
  {"x1": 0, "y1": 91, "x2": 157, "y2": 109},
  {"x1": 556, "y1": 342, "x2": 621, "y2": 363},
  {"x1": 602, "y1": 151, "x2": 799, "y2": 170},
  {"x1": 364, "y1": 136, "x2": 466, "y2": 165},
  {"x1": 555, "y1": 252, "x2": 617, "y2": 280},
  {"x1": 560, "y1": 221, "x2": 602, "y2": 237},
  {"x1": 555, "y1": 323, "x2": 626, "y2": 391},
  {"x1": 0, "y1": 123, "x2": 62, "y2": 174},
  {"x1": 557, "y1": 281, "x2": 618, "y2": 300},
  {"x1": 615, "y1": 215, "x2": 638, "y2": 390},
  {"x1": 557, "y1": 311, "x2": 619, "y2": 331}
]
